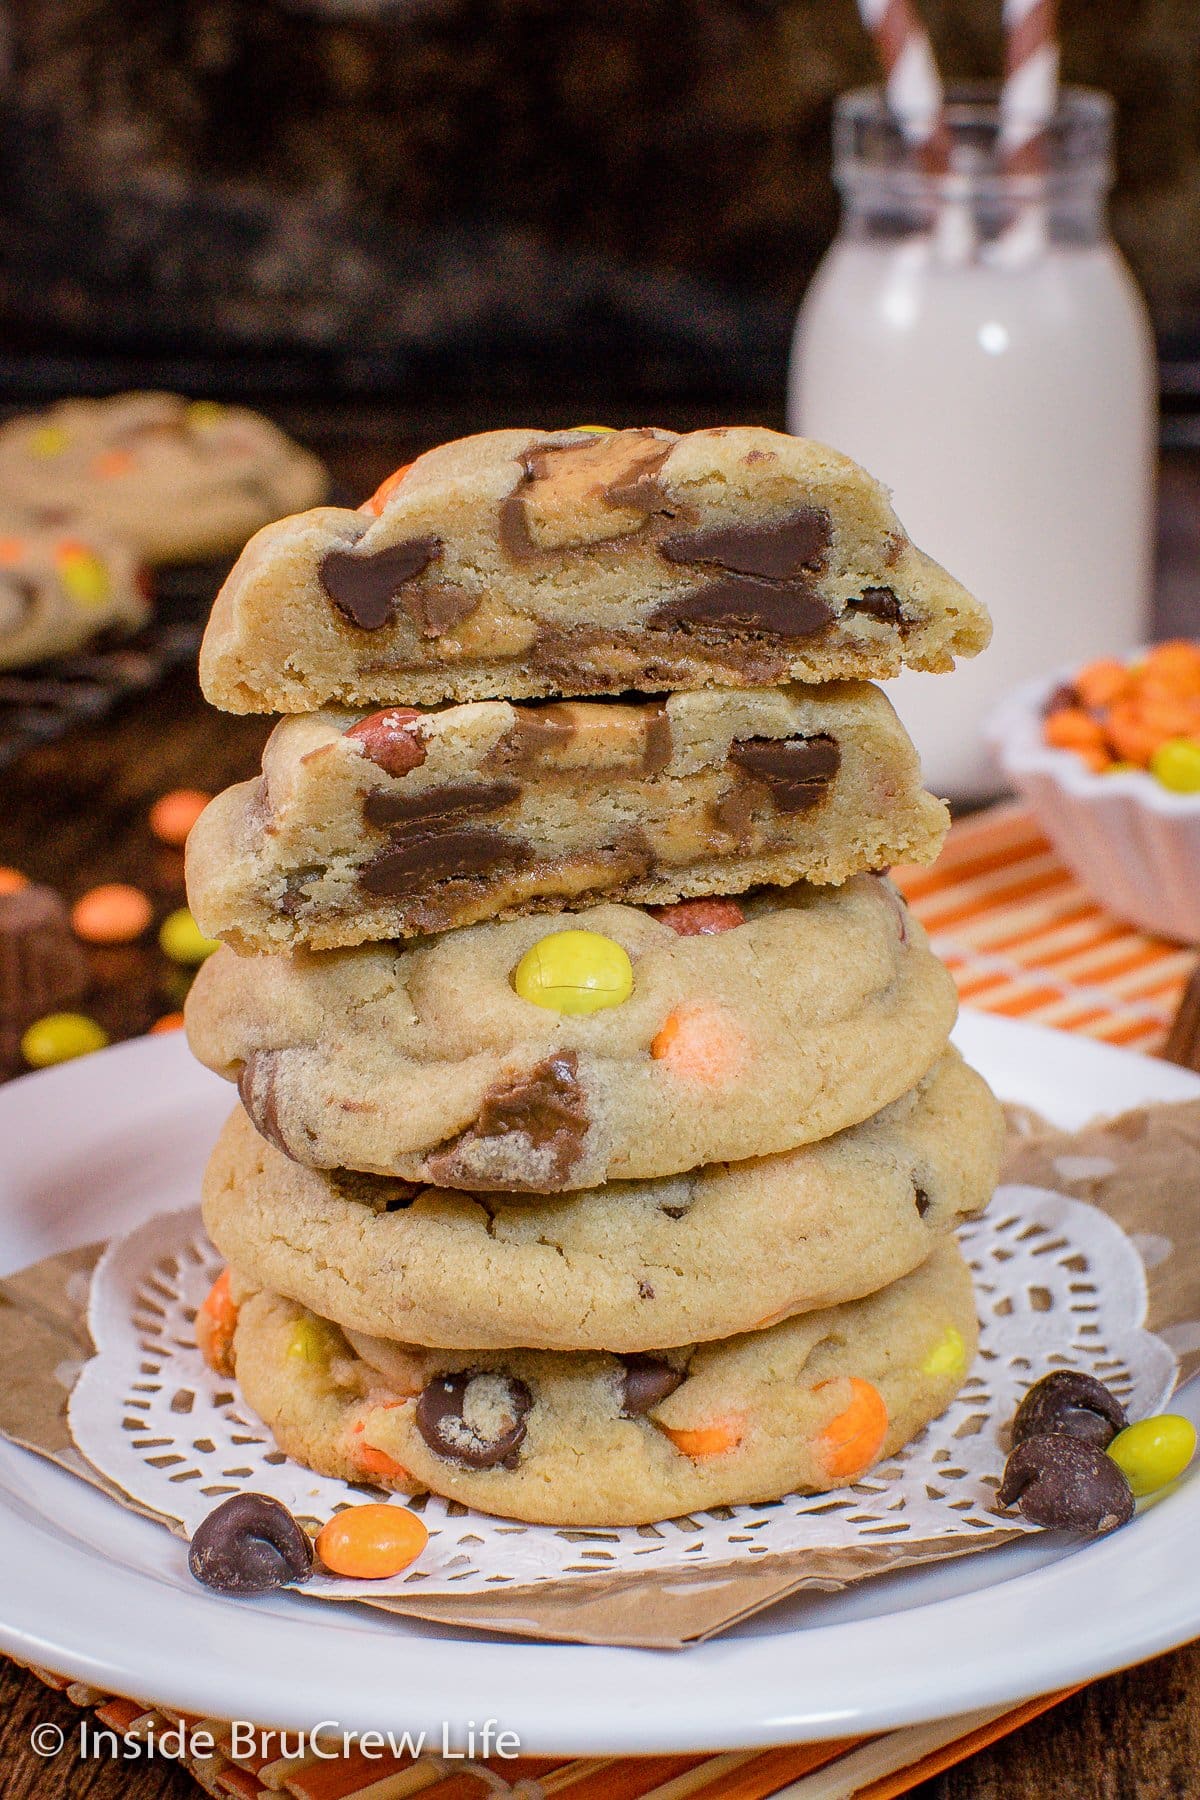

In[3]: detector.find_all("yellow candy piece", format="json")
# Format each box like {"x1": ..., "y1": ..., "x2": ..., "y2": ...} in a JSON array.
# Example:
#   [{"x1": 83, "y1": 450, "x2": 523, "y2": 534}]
[
  {"x1": 1107, "y1": 1414, "x2": 1196, "y2": 1497},
  {"x1": 29, "y1": 425, "x2": 69, "y2": 459},
  {"x1": 512, "y1": 929, "x2": 634, "y2": 1014},
  {"x1": 56, "y1": 546, "x2": 111, "y2": 612},
  {"x1": 567, "y1": 424, "x2": 615, "y2": 434},
  {"x1": 287, "y1": 1318, "x2": 330, "y2": 1363},
  {"x1": 22, "y1": 1012, "x2": 109, "y2": 1068},
  {"x1": 158, "y1": 907, "x2": 220, "y2": 966},
  {"x1": 187, "y1": 400, "x2": 225, "y2": 430},
  {"x1": 921, "y1": 1325, "x2": 968, "y2": 1380},
  {"x1": 1149, "y1": 738, "x2": 1200, "y2": 794}
]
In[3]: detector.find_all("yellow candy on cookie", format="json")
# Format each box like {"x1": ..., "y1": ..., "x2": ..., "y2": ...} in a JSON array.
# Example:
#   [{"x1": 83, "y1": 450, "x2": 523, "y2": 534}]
[{"x1": 511, "y1": 929, "x2": 633, "y2": 1014}]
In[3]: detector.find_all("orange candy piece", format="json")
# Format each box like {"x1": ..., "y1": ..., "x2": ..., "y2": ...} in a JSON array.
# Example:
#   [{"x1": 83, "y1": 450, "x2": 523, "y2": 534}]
[
  {"x1": 650, "y1": 1005, "x2": 746, "y2": 1085},
  {"x1": 653, "y1": 898, "x2": 746, "y2": 936},
  {"x1": 361, "y1": 461, "x2": 415, "y2": 517},
  {"x1": 0, "y1": 867, "x2": 29, "y2": 894},
  {"x1": 1043, "y1": 708, "x2": 1106, "y2": 754},
  {"x1": 1072, "y1": 658, "x2": 1132, "y2": 711},
  {"x1": 149, "y1": 1012, "x2": 185, "y2": 1034},
  {"x1": 664, "y1": 1418, "x2": 744, "y2": 1458},
  {"x1": 196, "y1": 1268, "x2": 238, "y2": 1375},
  {"x1": 149, "y1": 789, "x2": 212, "y2": 846},
  {"x1": 813, "y1": 1377, "x2": 889, "y2": 1481},
  {"x1": 315, "y1": 1503, "x2": 428, "y2": 1579},
  {"x1": 71, "y1": 882, "x2": 152, "y2": 944}
]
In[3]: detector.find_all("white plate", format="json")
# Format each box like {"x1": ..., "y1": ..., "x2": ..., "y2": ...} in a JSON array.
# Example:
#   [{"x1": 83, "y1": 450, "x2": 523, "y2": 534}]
[{"x1": 1, "y1": 1013, "x2": 1199, "y2": 1752}]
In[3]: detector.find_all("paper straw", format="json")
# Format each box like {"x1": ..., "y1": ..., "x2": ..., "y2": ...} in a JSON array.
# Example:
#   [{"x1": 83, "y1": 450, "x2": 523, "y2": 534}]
[
  {"x1": 999, "y1": 0, "x2": 1060, "y2": 172},
  {"x1": 857, "y1": 0, "x2": 951, "y2": 171}
]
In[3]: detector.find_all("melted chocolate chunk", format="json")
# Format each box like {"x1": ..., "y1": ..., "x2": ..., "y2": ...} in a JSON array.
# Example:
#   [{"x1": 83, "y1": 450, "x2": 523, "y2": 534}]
[
  {"x1": 649, "y1": 575, "x2": 835, "y2": 640},
  {"x1": 1011, "y1": 1371, "x2": 1128, "y2": 1452},
  {"x1": 485, "y1": 704, "x2": 578, "y2": 772},
  {"x1": 498, "y1": 432, "x2": 672, "y2": 559},
  {"x1": 363, "y1": 779, "x2": 520, "y2": 832},
  {"x1": 361, "y1": 828, "x2": 533, "y2": 894},
  {"x1": 847, "y1": 587, "x2": 904, "y2": 624},
  {"x1": 998, "y1": 1434, "x2": 1134, "y2": 1534},
  {"x1": 727, "y1": 734, "x2": 841, "y2": 812},
  {"x1": 661, "y1": 508, "x2": 831, "y2": 580},
  {"x1": 642, "y1": 702, "x2": 674, "y2": 775},
  {"x1": 428, "y1": 1051, "x2": 589, "y2": 1187},
  {"x1": 319, "y1": 538, "x2": 442, "y2": 631},
  {"x1": 237, "y1": 1052, "x2": 296, "y2": 1161},
  {"x1": 621, "y1": 1357, "x2": 684, "y2": 1416},
  {"x1": 415, "y1": 1370, "x2": 532, "y2": 1469}
]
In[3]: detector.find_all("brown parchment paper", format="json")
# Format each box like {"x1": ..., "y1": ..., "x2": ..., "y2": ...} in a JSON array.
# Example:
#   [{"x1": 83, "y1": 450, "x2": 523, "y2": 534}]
[{"x1": 3, "y1": 1098, "x2": 1200, "y2": 1650}]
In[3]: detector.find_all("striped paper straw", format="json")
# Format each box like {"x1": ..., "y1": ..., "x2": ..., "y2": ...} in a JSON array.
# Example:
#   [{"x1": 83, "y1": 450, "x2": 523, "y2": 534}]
[
  {"x1": 857, "y1": 0, "x2": 950, "y2": 171},
  {"x1": 999, "y1": 0, "x2": 1060, "y2": 172}
]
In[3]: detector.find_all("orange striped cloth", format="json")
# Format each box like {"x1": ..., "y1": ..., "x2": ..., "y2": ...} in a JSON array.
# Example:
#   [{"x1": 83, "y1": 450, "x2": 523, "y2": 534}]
[
  {"x1": 894, "y1": 801, "x2": 1194, "y2": 1053},
  {"x1": 11, "y1": 803, "x2": 1188, "y2": 1799}
]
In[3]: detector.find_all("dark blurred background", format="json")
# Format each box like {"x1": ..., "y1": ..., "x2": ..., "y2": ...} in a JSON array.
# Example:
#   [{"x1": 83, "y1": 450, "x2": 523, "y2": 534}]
[{"x1": 1, "y1": 0, "x2": 1198, "y2": 433}]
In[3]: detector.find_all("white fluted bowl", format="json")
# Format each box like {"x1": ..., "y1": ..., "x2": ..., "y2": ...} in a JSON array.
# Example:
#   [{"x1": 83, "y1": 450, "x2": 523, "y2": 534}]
[{"x1": 987, "y1": 669, "x2": 1200, "y2": 944}]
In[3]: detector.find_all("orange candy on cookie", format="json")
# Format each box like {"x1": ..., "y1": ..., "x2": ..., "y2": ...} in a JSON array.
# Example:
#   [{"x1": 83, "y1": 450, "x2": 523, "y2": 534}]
[
  {"x1": 653, "y1": 898, "x2": 746, "y2": 936},
  {"x1": 651, "y1": 1005, "x2": 747, "y2": 1085},
  {"x1": 664, "y1": 1418, "x2": 744, "y2": 1458},
  {"x1": 315, "y1": 1503, "x2": 428, "y2": 1578},
  {"x1": 361, "y1": 461, "x2": 415, "y2": 517},
  {"x1": 196, "y1": 1268, "x2": 238, "y2": 1376},
  {"x1": 812, "y1": 1377, "x2": 889, "y2": 1481}
]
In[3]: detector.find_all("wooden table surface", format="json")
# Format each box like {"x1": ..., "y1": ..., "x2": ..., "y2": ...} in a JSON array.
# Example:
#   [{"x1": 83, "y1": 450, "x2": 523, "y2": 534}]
[{"x1": 1, "y1": 410, "x2": 1197, "y2": 1800}]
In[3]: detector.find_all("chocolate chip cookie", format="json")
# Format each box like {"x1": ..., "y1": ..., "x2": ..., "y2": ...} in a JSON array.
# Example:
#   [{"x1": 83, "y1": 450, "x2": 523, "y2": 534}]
[
  {"x1": 0, "y1": 392, "x2": 328, "y2": 566},
  {"x1": 198, "y1": 425, "x2": 989, "y2": 711},
  {"x1": 226, "y1": 1239, "x2": 977, "y2": 1525},
  {"x1": 186, "y1": 680, "x2": 948, "y2": 952},
  {"x1": 202, "y1": 1049, "x2": 1000, "y2": 1352},
  {"x1": 184, "y1": 874, "x2": 958, "y2": 1191},
  {"x1": 0, "y1": 521, "x2": 148, "y2": 670}
]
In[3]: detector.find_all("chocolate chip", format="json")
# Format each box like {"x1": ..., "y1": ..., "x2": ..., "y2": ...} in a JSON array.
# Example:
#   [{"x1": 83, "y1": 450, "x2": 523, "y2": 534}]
[
  {"x1": 1011, "y1": 1370, "x2": 1128, "y2": 1452},
  {"x1": 637, "y1": 1280, "x2": 655, "y2": 1300},
  {"x1": 661, "y1": 508, "x2": 831, "y2": 580},
  {"x1": 727, "y1": 734, "x2": 841, "y2": 812},
  {"x1": 319, "y1": 539, "x2": 442, "y2": 631},
  {"x1": 621, "y1": 1357, "x2": 684, "y2": 1416},
  {"x1": 363, "y1": 779, "x2": 520, "y2": 832},
  {"x1": 188, "y1": 1493, "x2": 313, "y2": 1594},
  {"x1": 427, "y1": 1051, "x2": 590, "y2": 1188},
  {"x1": 998, "y1": 1435, "x2": 1134, "y2": 1533},
  {"x1": 649, "y1": 575, "x2": 835, "y2": 641},
  {"x1": 415, "y1": 1371, "x2": 532, "y2": 1469},
  {"x1": 847, "y1": 586, "x2": 904, "y2": 624},
  {"x1": 914, "y1": 1185, "x2": 931, "y2": 1218},
  {"x1": 361, "y1": 828, "x2": 533, "y2": 894}
]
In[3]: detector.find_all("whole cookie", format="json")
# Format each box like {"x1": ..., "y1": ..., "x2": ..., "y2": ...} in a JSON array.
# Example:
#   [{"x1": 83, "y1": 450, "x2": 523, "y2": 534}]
[
  {"x1": 198, "y1": 425, "x2": 990, "y2": 712},
  {"x1": 203, "y1": 1050, "x2": 1001, "y2": 1351},
  {"x1": 185, "y1": 875, "x2": 959, "y2": 1191},
  {"x1": 0, "y1": 522, "x2": 148, "y2": 670},
  {"x1": 0, "y1": 393, "x2": 328, "y2": 566},
  {"x1": 186, "y1": 679, "x2": 948, "y2": 952},
  {"x1": 227, "y1": 1240, "x2": 979, "y2": 1526}
]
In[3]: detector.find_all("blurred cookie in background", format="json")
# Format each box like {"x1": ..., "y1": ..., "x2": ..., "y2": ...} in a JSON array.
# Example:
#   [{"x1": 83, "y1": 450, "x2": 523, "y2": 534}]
[
  {"x1": 0, "y1": 392, "x2": 329, "y2": 567},
  {"x1": 0, "y1": 521, "x2": 149, "y2": 671}
]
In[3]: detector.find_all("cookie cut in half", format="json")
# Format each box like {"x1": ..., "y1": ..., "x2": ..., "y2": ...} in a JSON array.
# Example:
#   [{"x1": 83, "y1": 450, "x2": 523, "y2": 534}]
[
  {"x1": 226, "y1": 1240, "x2": 978, "y2": 1525},
  {"x1": 199, "y1": 425, "x2": 990, "y2": 711},
  {"x1": 184, "y1": 874, "x2": 958, "y2": 1192},
  {"x1": 186, "y1": 680, "x2": 948, "y2": 952}
]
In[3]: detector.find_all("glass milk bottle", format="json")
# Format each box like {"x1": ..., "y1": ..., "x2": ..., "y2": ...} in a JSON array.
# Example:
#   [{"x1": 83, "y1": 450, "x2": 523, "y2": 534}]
[{"x1": 790, "y1": 86, "x2": 1157, "y2": 800}]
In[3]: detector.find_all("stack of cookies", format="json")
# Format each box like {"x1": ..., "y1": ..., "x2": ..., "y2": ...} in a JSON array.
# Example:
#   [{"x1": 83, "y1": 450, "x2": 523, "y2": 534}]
[{"x1": 184, "y1": 425, "x2": 1003, "y2": 1528}]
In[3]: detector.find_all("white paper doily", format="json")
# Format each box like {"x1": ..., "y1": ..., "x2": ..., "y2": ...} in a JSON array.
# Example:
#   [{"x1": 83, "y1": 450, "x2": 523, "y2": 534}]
[{"x1": 68, "y1": 1187, "x2": 1177, "y2": 1600}]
